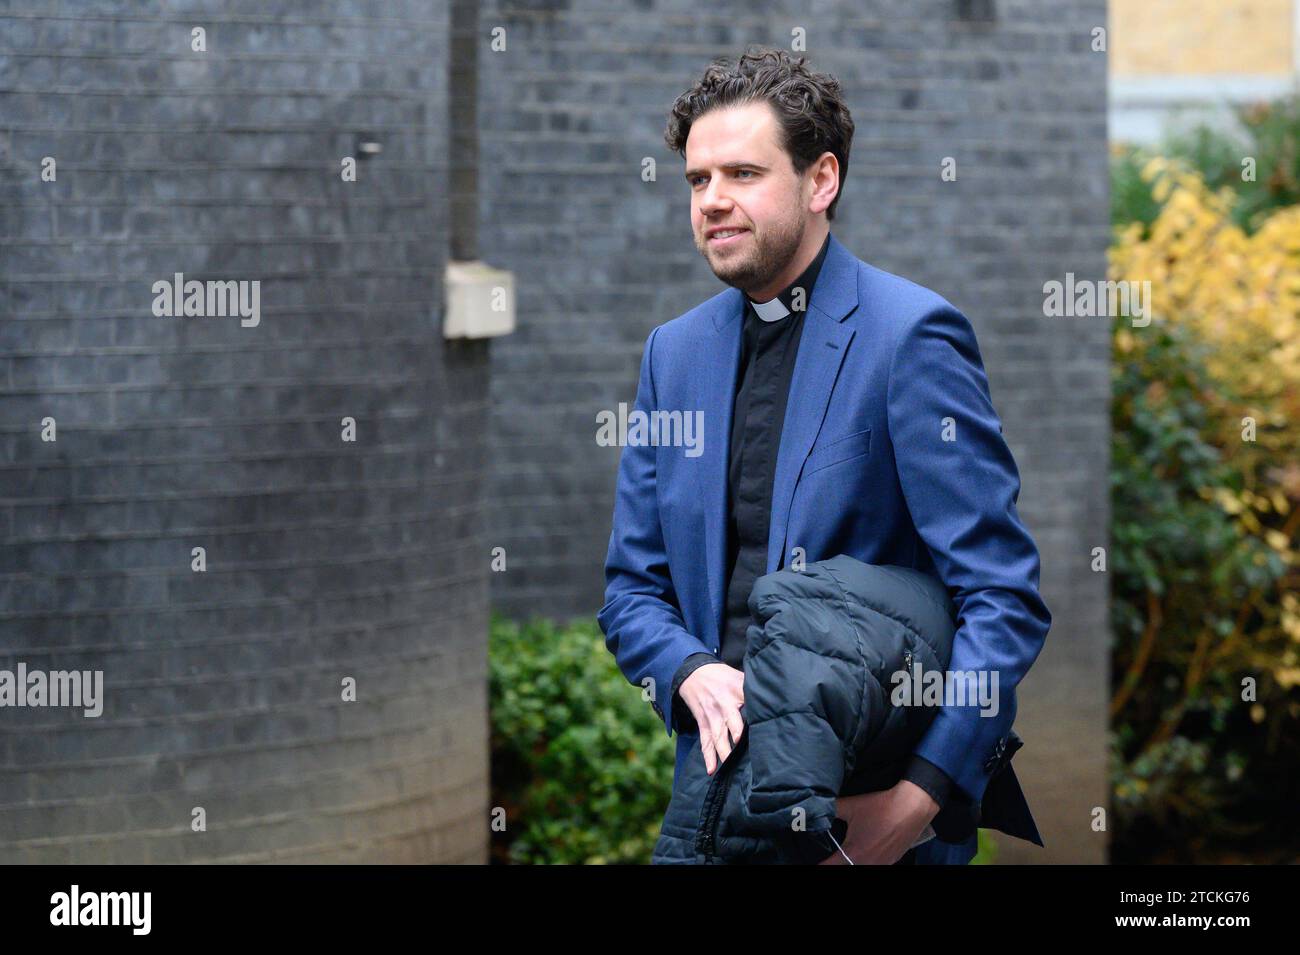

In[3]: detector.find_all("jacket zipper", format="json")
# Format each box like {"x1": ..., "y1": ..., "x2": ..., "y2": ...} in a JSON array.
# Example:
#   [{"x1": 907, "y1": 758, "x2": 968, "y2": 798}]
[{"x1": 695, "y1": 737, "x2": 745, "y2": 858}]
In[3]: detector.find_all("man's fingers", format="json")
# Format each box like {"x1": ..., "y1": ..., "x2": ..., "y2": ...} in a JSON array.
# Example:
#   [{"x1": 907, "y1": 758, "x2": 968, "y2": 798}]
[
  {"x1": 699, "y1": 732, "x2": 716, "y2": 775},
  {"x1": 725, "y1": 706, "x2": 745, "y2": 747},
  {"x1": 712, "y1": 722, "x2": 733, "y2": 766},
  {"x1": 699, "y1": 710, "x2": 736, "y2": 773},
  {"x1": 693, "y1": 678, "x2": 748, "y2": 776}
]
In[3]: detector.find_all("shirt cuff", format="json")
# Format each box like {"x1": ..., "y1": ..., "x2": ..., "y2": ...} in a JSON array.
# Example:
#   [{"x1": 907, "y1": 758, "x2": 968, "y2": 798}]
[
  {"x1": 901, "y1": 754, "x2": 954, "y2": 810},
  {"x1": 669, "y1": 652, "x2": 720, "y2": 733}
]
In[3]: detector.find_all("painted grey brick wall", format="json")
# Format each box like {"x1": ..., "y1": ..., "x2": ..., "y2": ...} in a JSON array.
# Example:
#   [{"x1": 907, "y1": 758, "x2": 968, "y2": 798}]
[
  {"x1": 480, "y1": 1, "x2": 1110, "y2": 862},
  {"x1": 0, "y1": 1, "x2": 490, "y2": 862}
]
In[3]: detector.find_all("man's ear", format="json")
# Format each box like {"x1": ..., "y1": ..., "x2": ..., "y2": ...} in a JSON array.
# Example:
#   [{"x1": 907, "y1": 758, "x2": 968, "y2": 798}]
[{"x1": 808, "y1": 152, "x2": 840, "y2": 216}]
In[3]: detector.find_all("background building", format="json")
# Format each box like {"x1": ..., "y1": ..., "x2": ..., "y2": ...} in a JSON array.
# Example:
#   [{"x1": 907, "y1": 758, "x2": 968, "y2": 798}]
[{"x1": 1110, "y1": 0, "x2": 1300, "y2": 143}]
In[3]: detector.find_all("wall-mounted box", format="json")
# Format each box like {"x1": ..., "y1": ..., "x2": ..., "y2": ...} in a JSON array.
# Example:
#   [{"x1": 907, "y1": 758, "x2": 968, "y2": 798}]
[{"x1": 444, "y1": 260, "x2": 516, "y2": 339}]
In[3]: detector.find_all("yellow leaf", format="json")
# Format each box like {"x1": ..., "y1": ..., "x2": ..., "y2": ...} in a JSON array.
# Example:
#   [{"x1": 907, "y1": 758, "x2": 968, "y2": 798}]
[
  {"x1": 1273, "y1": 669, "x2": 1300, "y2": 689},
  {"x1": 1266, "y1": 530, "x2": 1291, "y2": 552}
]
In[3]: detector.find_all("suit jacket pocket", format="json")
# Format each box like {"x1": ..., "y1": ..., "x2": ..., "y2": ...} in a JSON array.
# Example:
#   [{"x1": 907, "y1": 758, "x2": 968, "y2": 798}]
[{"x1": 803, "y1": 427, "x2": 872, "y2": 478}]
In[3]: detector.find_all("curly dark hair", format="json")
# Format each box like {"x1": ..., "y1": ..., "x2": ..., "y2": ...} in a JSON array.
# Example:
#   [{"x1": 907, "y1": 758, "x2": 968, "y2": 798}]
[{"x1": 664, "y1": 46, "x2": 855, "y2": 221}]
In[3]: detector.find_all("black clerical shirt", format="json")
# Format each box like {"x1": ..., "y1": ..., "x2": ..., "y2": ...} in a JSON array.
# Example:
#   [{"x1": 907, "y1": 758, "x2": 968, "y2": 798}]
[{"x1": 667, "y1": 231, "x2": 955, "y2": 815}]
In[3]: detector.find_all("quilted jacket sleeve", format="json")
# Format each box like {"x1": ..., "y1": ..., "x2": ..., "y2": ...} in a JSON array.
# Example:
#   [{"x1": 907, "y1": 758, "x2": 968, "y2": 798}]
[{"x1": 741, "y1": 571, "x2": 858, "y2": 835}]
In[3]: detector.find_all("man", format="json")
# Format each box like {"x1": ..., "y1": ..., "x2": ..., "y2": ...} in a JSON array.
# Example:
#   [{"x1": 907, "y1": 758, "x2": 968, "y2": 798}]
[{"x1": 597, "y1": 47, "x2": 1051, "y2": 865}]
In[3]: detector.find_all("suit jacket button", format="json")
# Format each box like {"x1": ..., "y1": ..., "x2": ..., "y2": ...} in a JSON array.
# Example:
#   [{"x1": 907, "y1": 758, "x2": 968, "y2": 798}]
[{"x1": 985, "y1": 736, "x2": 1008, "y2": 773}]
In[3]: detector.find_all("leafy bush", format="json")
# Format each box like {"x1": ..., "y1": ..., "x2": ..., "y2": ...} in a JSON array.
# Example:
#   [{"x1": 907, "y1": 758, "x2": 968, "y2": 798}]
[
  {"x1": 969, "y1": 828, "x2": 997, "y2": 865},
  {"x1": 1112, "y1": 94, "x2": 1300, "y2": 236},
  {"x1": 488, "y1": 613, "x2": 674, "y2": 864},
  {"x1": 1110, "y1": 143, "x2": 1166, "y2": 236},
  {"x1": 1108, "y1": 161, "x2": 1299, "y2": 861},
  {"x1": 1166, "y1": 97, "x2": 1300, "y2": 230}
]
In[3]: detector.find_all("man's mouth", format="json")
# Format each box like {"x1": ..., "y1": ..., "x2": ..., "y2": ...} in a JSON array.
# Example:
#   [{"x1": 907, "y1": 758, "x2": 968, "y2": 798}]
[{"x1": 707, "y1": 227, "x2": 749, "y2": 246}]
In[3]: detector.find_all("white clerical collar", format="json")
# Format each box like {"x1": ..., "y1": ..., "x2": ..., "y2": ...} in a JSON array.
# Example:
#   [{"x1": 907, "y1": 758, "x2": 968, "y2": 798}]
[{"x1": 749, "y1": 296, "x2": 791, "y2": 323}]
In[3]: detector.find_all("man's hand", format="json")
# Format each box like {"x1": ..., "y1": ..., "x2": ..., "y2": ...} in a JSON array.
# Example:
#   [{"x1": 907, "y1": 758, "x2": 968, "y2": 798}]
[
  {"x1": 817, "y1": 780, "x2": 939, "y2": 865},
  {"x1": 679, "y1": 663, "x2": 745, "y2": 775}
]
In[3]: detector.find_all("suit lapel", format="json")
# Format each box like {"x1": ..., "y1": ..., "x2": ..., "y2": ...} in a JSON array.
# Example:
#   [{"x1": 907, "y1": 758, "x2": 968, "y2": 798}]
[
  {"x1": 694, "y1": 232, "x2": 861, "y2": 647},
  {"x1": 765, "y1": 310, "x2": 856, "y2": 574}
]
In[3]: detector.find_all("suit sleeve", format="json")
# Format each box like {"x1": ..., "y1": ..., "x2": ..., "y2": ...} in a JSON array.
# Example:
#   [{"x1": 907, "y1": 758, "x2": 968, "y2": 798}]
[
  {"x1": 886, "y1": 304, "x2": 1051, "y2": 806},
  {"x1": 597, "y1": 326, "x2": 715, "y2": 737}
]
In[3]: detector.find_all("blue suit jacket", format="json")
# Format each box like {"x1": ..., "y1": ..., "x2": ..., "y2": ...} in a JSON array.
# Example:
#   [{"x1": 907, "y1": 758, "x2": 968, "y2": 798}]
[{"x1": 598, "y1": 232, "x2": 1051, "y2": 865}]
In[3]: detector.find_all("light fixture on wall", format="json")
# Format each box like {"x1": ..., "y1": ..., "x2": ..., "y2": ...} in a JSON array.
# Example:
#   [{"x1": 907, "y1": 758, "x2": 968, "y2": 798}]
[{"x1": 354, "y1": 133, "x2": 382, "y2": 159}]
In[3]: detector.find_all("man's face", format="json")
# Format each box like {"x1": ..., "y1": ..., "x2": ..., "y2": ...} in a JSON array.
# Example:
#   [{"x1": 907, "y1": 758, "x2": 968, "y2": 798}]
[{"x1": 684, "y1": 101, "x2": 809, "y2": 294}]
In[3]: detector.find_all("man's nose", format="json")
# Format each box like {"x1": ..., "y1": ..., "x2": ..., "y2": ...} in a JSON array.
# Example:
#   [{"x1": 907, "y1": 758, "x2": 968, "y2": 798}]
[{"x1": 699, "y1": 178, "x2": 732, "y2": 216}]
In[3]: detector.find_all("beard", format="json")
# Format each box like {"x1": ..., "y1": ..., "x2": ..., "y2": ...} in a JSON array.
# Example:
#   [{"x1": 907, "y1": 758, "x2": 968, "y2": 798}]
[{"x1": 695, "y1": 210, "x2": 806, "y2": 296}]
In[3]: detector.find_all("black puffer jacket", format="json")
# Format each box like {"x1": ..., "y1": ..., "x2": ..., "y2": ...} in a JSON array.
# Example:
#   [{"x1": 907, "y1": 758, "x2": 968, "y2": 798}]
[{"x1": 652, "y1": 554, "x2": 1041, "y2": 864}]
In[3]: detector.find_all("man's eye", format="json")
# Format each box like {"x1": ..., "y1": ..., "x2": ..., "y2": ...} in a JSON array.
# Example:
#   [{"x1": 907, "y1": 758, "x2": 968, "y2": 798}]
[{"x1": 736, "y1": 169, "x2": 753, "y2": 179}]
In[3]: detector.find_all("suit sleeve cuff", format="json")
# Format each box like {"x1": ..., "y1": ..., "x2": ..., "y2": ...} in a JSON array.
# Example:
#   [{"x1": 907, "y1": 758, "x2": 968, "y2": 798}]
[
  {"x1": 901, "y1": 754, "x2": 954, "y2": 810},
  {"x1": 669, "y1": 652, "x2": 719, "y2": 733}
]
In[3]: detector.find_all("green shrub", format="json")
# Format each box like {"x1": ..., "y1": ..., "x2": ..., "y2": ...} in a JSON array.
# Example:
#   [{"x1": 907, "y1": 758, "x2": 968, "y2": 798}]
[
  {"x1": 1110, "y1": 144, "x2": 1165, "y2": 236},
  {"x1": 1165, "y1": 96, "x2": 1300, "y2": 230},
  {"x1": 1112, "y1": 93, "x2": 1300, "y2": 235},
  {"x1": 1109, "y1": 312, "x2": 1293, "y2": 861},
  {"x1": 488, "y1": 613, "x2": 674, "y2": 863},
  {"x1": 970, "y1": 828, "x2": 996, "y2": 865}
]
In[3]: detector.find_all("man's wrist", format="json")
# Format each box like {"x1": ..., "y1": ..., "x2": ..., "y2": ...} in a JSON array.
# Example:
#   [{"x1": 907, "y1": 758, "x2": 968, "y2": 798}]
[
  {"x1": 670, "y1": 651, "x2": 718, "y2": 731},
  {"x1": 671, "y1": 652, "x2": 718, "y2": 700},
  {"x1": 900, "y1": 754, "x2": 953, "y2": 810},
  {"x1": 896, "y1": 777, "x2": 941, "y2": 820}
]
